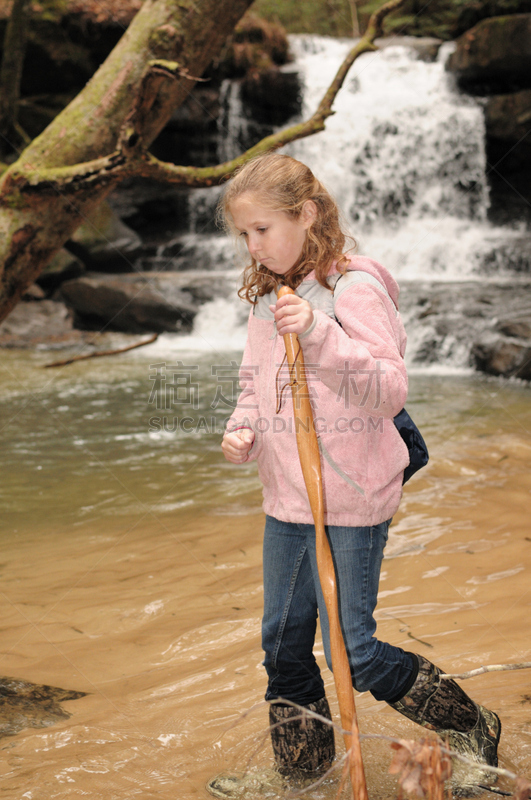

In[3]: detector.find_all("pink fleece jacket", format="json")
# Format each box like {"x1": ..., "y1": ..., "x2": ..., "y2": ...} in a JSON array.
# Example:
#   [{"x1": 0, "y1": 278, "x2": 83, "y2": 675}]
[{"x1": 227, "y1": 255, "x2": 410, "y2": 526}]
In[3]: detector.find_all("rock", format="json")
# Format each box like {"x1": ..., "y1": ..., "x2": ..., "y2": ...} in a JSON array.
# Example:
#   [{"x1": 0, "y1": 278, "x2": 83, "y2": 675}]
[
  {"x1": 472, "y1": 338, "x2": 531, "y2": 379},
  {"x1": 150, "y1": 86, "x2": 223, "y2": 170},
  {"x1": 495, "y1": 319, "x2": 531, "y2": 338},
  {"x1": 452, "y1": 1, "x2": 531, "y2": 39},
  {"x1": 22, "y1": 283, "x2": 46, "y2": 301},
  {"x1": 70, "y1": 202, "x2": 142, "y2": 272},
  {"x1": 152, "y1": 65, "x2": 301, "y2": 173},
  {"x1": 36, "y1": 247, "x2": 87, "y2": 295},
  {"x1": 483, "y1": 90, "x2": 531, "y2": 225},
  {"x1": 0, "y1": 675, "x2": 86, "y2": 739},
  {"x1": 0, "y1": 270, "x2": 236, "y2": 346},
  {"x1": 241, "y1": 67, "x2": 302, "y2": 126},
  {"x1": 446, "y1": 14, "x2": 531, "y2": 93},
  {"x1": 0, "y1": 299, "x2": 80, "y2": 347},
  {"x1": 400, "y1": 280, "x2": 531, "y2": 380},
  {"x1": 59, "y1": 271, "x2": 232, "y2": 333},
  {"x1": 485, "y1": 89, "x2": 531, "y2": 143},
  {"x1": 475, "y1": 236, "x2": 531, "y2": 276},
  {"x1": 60, "y1": 274, "x2": 196, "y2": 333},
  {"x1": 214, "y1": 13, "x2": 290, "y2": 80},
  {"x1": 0, "y1": 0, "x2": 138, "y2": 144}
]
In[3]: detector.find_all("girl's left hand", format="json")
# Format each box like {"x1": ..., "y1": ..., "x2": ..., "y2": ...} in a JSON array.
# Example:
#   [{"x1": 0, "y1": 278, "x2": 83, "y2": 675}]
[{"x1": 269, "y1": 294, "x2": 314, "y2": 336}]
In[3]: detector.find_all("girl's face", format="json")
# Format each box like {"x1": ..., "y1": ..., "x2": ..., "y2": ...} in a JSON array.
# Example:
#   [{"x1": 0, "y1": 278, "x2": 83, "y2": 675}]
[{"x1": 229, "y1": 193, "x2": 315, "y2": 276}]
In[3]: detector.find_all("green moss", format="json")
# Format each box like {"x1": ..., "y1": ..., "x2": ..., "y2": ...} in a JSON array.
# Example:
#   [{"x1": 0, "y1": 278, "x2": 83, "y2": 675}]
[
  {"x1": 253, "y1": 0, "x2": 531, "y2": 40},
  {"x1": 2, "y1": 189, "x2": 26, "y2": 210},
  {"x1": 32, "y1": 0, "x2": 69, "y2": 24},
  {"x1": 148, "y1": 24, "x2": 184, "y2": 58},
  {"x1": 357, "y1": 0, "x2": 531, "y2": 40},
  {"x1": 252, "y1": 0, "x2": 354, "y2": 36}
]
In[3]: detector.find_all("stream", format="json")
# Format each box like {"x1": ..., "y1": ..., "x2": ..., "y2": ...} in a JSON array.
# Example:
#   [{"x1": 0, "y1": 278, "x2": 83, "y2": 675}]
[{"x1": 1, "y1": 348, "x2": 530, "y2": 799}]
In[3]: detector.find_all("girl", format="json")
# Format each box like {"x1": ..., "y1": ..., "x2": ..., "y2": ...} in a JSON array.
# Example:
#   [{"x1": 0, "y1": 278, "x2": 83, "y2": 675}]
[{"x1": 217, "y1": 153, "x2": 500, "y2": 795}]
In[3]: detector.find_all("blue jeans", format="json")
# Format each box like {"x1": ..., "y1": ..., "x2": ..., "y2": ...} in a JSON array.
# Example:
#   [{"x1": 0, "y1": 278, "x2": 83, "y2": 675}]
[{"x1": 262, "y1": 515, "x2": 415, "y2": 706}]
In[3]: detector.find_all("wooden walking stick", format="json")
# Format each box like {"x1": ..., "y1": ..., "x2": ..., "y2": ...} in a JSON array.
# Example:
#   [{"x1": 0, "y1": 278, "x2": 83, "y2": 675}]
[{"x1": 277, "y1": 286, "x2": 368, "y2": 800}]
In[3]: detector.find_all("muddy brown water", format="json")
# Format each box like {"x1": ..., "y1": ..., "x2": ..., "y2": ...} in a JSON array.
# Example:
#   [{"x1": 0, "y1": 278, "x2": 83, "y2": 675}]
[{"x1": 0, "y1": 348, "x2": 530, "y2": 798}]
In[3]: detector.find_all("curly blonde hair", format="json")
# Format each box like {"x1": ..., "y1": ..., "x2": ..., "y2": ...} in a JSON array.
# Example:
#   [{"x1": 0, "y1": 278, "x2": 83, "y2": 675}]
[{"x1": 218, "y1": 153, "x2": 354, "y2": 304}]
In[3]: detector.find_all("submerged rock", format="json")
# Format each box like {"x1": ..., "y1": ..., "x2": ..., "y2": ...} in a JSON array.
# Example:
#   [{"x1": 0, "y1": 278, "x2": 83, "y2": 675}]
[{"x1": 0, "y1": 676, "x2": 86, "y2": 738}]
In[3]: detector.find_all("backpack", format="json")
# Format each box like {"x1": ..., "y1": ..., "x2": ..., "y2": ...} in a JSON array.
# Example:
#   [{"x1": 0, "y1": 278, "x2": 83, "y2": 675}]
[{"x1": 331, "y1": 271, "x2": 429, "y2": 484}]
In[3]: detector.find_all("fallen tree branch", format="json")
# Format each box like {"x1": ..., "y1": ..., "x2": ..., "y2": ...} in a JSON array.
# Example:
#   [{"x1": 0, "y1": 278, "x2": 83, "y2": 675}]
[
  {"x1": 441, "y1": 662, "x2": 531, "y2": 681},
  {"x1": 43, "y1": 333, "x2": 158, "y2": 368},
  {"x1": 14, "y1": 0, "x2": 406, "y2": 193}
]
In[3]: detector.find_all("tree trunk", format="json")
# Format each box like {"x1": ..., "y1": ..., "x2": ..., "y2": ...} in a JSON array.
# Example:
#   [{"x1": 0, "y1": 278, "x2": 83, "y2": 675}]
[
  {"x1": 0, "y1": 0, "x2": 31, "y2": 153},
  {"x1": 0, "y1": 0, "x2": 253, "y2": 322}
]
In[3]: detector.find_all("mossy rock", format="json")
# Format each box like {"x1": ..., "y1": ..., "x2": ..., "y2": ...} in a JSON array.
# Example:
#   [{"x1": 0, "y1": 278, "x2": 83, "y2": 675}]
[
  {"x1": 210, "y1": 13, "x2": 290, "y2": 80},
  {"x1": 485, "y1": 89, "x2": 531, "y2": 143},
  {"x1": 69, "y1": 201, "x2": 142, "y2": 271},
  {"x1": 447, "y1": 14, "x2": 531, "y2": 92}
]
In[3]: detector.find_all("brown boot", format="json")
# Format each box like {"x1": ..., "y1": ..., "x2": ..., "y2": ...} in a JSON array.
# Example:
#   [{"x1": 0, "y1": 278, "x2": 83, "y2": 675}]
[
  {"x1": 388, "y1": 654, "x2": 501, "y2": 797},
  {"x1": 269, "y1": 696, "x2": 335, "y2": 777},
  {"x1": 206, "y1": 697, "x2": 335, "y2": 799}
]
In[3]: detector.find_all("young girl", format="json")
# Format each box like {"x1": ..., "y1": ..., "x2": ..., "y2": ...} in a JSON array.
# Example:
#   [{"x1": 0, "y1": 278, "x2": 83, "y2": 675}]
[{"x1": 218, "y1": 153, "x2": 500, "y2": 795}]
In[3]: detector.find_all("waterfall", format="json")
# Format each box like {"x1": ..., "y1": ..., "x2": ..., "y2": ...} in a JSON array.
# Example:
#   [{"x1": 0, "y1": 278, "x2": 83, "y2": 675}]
[
  {"x1": 150, "y1": 35, "x2": 529, "y2": 371},
  {"x1": 285, "y1": 36, "x2": 524, "y2": 281}
]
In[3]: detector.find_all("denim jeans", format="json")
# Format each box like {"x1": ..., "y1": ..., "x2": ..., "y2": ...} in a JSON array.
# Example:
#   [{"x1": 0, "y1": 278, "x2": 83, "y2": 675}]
[{"x1": 262, "y1": 515, "x2": 415, "y2": 706}]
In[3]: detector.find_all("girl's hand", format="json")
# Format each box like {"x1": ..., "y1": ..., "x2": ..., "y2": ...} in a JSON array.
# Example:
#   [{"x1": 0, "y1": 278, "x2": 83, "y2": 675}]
[
  {"x1": 269, "y1": 295, "x2": 314, "y2": 336},
  {"x1": 222, "y1": 428, "x2": 255, "y2": 464}
]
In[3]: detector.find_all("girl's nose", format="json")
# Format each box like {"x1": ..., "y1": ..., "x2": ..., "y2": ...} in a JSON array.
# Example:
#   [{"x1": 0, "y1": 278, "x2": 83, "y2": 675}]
[{"x1": 247, "y1": 234, "x2": 260, "y2": 257}]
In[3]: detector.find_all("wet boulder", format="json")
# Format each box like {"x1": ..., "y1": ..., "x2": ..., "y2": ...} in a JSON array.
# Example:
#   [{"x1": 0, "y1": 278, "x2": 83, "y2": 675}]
[
  {"x1": 485, "y1": 89, "x2": 531, "y2": 144},
  {"x1": 484, "y1": 89, "x2": 531, "y2": 225},
  {"x1": 446, "y1": 14, "x2": 531, "y2": 93},
  {"x1": 59, "y1": 271, "x2": 232, "y2": 334},
  {"x1": 0, "y1": 299, "x2": 80, "y2": 348},
  {"x1": 472, "y1": 337, "x2": 531, "y2": 380},
  {"x1": 399, "y1": 280, "x2": 531, "y2": 381},
  {"x1": 484, "y1": 91, "x2": 531, "y2": 212},
  {"x1": 60, "y1": 273, "x2": 197, "y2": 333}
]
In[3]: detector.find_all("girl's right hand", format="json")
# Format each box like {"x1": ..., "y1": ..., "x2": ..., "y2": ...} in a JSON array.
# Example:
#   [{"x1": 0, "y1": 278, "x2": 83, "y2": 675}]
[{"x1": 221, "y1": 428, "x2": 255, "y2": 464}]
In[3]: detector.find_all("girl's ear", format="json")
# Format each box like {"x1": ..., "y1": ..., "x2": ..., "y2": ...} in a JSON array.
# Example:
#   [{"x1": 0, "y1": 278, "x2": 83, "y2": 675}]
[{"x1": 300, "y1": 200, "x2": 318, "y2": 230}]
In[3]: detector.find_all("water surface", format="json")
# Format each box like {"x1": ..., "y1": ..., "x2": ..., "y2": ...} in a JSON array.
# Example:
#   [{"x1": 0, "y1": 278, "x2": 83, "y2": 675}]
[{"x1": 1, "y1": 348, "x2": 530, "y2": 798}]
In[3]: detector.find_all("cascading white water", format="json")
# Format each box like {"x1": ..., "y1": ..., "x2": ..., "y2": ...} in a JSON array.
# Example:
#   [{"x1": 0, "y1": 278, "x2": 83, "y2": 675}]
[
  {"x1": 285, "y1": 36, "x2": 525, "y2": 281},
  {"x1": 151, "y1": 35, "x2": 529, "y2": 367}
]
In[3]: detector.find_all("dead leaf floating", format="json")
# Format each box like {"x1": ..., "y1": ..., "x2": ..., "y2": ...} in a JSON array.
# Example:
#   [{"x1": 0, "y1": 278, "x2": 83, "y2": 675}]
[
  {"x1": 513, "y1": 778, "x2": 531, "y2": 800},
  {"x1": 389, "y1": 737, "x2": 452, "y2": 800}
]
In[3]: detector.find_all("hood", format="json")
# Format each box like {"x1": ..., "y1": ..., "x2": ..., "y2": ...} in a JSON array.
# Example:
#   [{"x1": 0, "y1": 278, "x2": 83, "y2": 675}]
[{"x1": 304, "y1": 255, "x2": 400, "y2": 310}]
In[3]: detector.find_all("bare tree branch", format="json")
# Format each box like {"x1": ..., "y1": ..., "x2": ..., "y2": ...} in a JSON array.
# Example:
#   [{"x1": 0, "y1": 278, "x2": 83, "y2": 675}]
[
  {"x1": 441, "y1": 661, "x2": 531, "y2": 681},
  {"x1": 43, "y1": 333, "x2": 158, "y2": 368}
]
